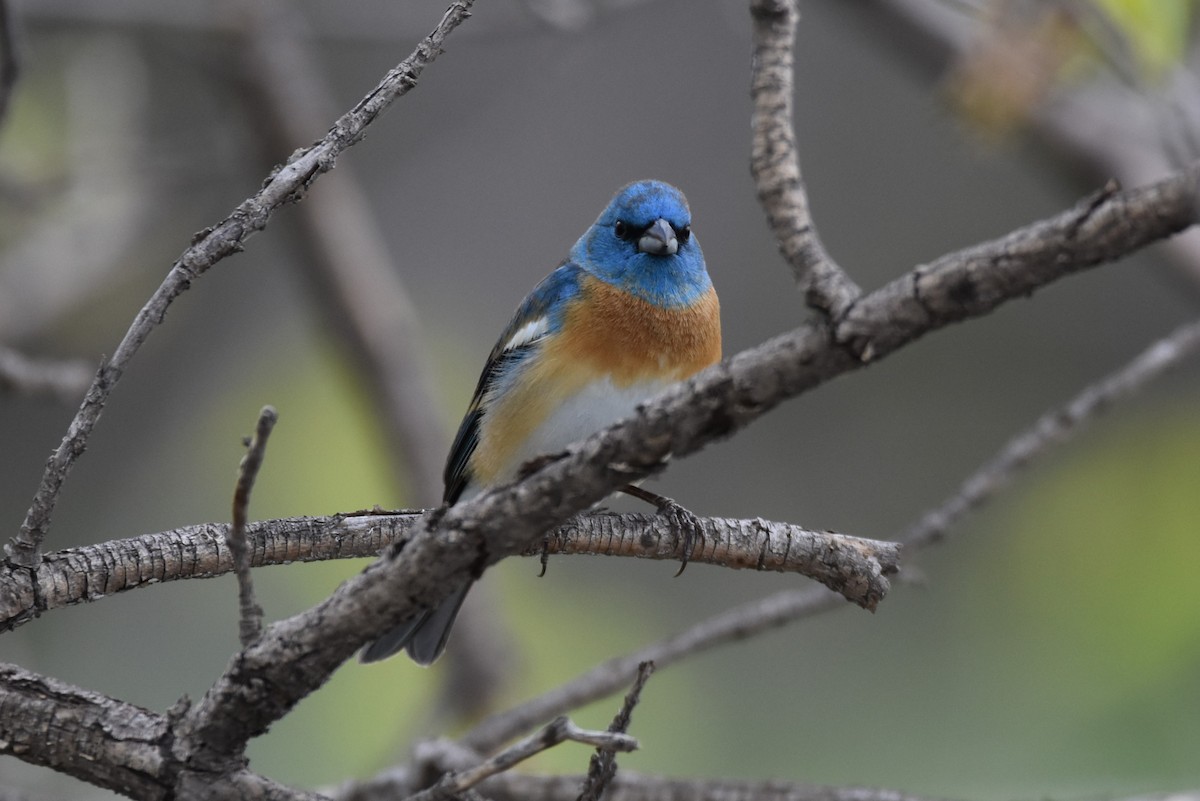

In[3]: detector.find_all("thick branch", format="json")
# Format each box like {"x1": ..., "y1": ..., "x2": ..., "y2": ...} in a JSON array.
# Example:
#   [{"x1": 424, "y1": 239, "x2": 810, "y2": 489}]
[
  {"x1": 0, "y1": 665, "x2": 325, "y2": 801},
  {"x1": 0, "y1": 663, "x2": 169, "y2": 799},
  {"x1": 5, "y1": 0, "x2": 475, "y2": 568},
  {"x1": 0, "y1": 513, "x2": 898, "y2": 631}
]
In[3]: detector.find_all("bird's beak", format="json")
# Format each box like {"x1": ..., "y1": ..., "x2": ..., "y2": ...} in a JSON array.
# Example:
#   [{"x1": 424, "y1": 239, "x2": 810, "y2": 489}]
[{"x1": 638, "y1": 218, "x2": 679, "y2": 256}]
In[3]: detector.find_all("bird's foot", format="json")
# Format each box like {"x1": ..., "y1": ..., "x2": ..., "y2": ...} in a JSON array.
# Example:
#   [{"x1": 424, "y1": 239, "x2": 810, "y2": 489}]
[{"x1": 620, "y1": 484, "x2": 703, "y2": 576}]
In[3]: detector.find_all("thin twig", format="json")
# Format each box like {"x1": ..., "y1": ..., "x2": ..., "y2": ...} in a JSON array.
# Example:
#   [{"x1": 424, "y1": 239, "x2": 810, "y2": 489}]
[
  {"x1": 0, "y1": 512, "x2": 898, "y2": 632},
  {"x1": 899, "y1": 318, "x2": 1200, "y2": 549},
  {"x1": 405, "y1": 717, "x2": 637, "y2": 801},
  {"x1": 0, "y1": 347, "x2": 93, "y2": 402},
  {"x1": 577, "y1": 661, "x2": 655, "y2": 801},
  {"x1": 459, "y1": 585, "x2": 840, "y2": 756},
  {"x1": 4, "y1": 0, "x2": 476, "y2": 569},
  {"x1": 228, "y1": 406, "x2": 277, "y2": 647},
  {"x1": 749, "y1": 0, "x2": 861, "y2": 319}
]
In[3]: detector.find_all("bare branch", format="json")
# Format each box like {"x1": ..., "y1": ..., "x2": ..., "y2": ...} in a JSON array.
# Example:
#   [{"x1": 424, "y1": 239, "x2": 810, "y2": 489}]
[
  {"x1": 0, "y1": 663, "x2": 169, "y2": 799},
  {"x1": 478, "y1": 773, "x2": 1200, "y2": 801},
  {"x1": 228, "y1": 406, "x2": 277, "y2": 647},
  {"x1": 480, "y1": 771, "x2": 946, "y2": 801},
  {"x1": 0, "y1": 663, "x2": 327, "y2": 800},
  {"x1": 577, "y1": 661, "x2": 654, "y2": 801},
  {"x1": 899, "y1": 318, "x2": 1200, "y2": 549},
  {"x1": 837, "y1": 170, "x2": 1199, "y2": 361},
  {"x1": 0, "y1": 347, "x2": 93, "y2": 402},
  {"x1": 750, "y1": 0, "x2": 861, "y2": 318},
  {"x1": 404, "y1": 718, "x2": 638, "y2": 801},
  {"x1": 0, "y1": 513, "x2": 898, "y2": 631},
  {"x1": 459, "y1": 585, "x2": 840, "y2": 756},
  {"x1": 4, "y1": 0, "x2": 476, "y2": 569}
]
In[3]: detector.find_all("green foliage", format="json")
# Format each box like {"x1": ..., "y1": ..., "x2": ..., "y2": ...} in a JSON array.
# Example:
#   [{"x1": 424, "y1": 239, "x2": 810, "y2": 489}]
[{"x1": 1094, "y1": 0, "x2": 1194, "y2": 78}]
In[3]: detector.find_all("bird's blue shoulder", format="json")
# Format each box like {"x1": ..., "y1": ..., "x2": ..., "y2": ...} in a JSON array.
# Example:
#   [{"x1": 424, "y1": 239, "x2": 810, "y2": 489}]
[{"x1": 441, "y1": 262, "x2": 584, "y2": 502}]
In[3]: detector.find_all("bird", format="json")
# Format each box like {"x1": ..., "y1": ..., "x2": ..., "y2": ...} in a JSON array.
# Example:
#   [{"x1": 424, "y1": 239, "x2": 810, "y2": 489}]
[{"x1": 360, "y1": 179, "x2": 721, "y2": 665}]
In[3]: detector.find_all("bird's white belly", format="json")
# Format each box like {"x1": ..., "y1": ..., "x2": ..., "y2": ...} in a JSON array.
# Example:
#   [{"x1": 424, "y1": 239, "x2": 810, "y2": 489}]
[{"x1": 507, "y1": 376, "x2": 671, "y2": 476}]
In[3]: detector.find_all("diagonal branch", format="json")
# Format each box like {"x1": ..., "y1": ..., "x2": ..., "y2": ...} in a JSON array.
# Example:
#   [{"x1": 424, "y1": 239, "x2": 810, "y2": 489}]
[
  {"x1": 4, "y1": 0, "x2": 476, "y2": 569},
  {"x1": 899, "y1": 317, "x2": 1200, "y2": 549}
]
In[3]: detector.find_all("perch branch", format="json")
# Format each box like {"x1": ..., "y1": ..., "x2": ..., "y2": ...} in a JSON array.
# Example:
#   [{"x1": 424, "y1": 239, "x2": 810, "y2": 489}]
[{"x1": 0, "y1": 513, "x2": 898, "y2": 631}]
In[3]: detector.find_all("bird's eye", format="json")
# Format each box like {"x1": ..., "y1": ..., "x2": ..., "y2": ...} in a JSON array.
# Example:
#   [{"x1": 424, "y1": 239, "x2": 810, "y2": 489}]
[
  {"x1": 614, "y1": 220, "x2": 633, "y2": 241},
  {"x1": 677, "y1": 225, "x2": 691, "y2": 243}
]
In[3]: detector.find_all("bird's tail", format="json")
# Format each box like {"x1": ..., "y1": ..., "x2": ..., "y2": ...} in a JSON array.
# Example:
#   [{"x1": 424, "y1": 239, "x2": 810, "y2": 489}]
[{"x1": 359, "y1": 582, "x2": 473, "y2": 665}]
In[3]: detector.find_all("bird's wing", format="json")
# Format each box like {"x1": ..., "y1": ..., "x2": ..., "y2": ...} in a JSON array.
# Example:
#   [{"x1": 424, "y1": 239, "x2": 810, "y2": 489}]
[{"x1": 442, "y1": 263, "x2": 584, "y2": 504}]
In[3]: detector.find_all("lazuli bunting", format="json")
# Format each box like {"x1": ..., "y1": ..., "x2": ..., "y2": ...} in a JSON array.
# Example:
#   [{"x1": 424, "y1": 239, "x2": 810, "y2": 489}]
[{"x1": 362, "y1": 179, "x2": 721, "y2": 665}]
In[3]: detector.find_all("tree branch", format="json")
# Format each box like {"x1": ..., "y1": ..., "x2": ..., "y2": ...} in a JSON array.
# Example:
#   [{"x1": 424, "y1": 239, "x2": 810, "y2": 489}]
[
  {"x1": 0, "y1": 512, "x2": 898, "y2": 631},
  {"x1": 577, "y1": 661, "x2": 654, "y2": 801},
  {"x1": 0, "y1": 663, "x2": 170, "y2": 800},
  {"x1": 404, "y1": 717, "x2": 638, "y2": 801},
  {"x1": 4, "y1": 0, "x2": 476, "y2": 569},
  {"x1": 478, "y1": 771, "x2": 945, "y2": 801},
  {"x1": 476, "y1": 772, "x2": 1200, "y2": 801},
  {"x1": 0, "y1": 663, "x2": 328, "y2": 800},
  {"x1": 457, "y1": 584, "x2": 841, "y2": 756},
  {"x1": 899, "y1": 318, "x2": 1200, "y2": 549},
  {"x1": 750, "y1": 0, "x2": 861, "y2": 318},
  {"x1": 228, "y1": 406, "x2": 277, "y2": 647}
]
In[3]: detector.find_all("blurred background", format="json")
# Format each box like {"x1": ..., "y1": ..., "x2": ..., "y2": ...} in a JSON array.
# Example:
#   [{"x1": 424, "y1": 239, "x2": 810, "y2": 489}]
[{"x1": 2, "y1": 0, "x2": 1199, "y2": 798}]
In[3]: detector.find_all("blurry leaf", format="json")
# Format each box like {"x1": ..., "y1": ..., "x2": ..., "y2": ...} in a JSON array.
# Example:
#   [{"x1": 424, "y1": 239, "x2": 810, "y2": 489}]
[
  {"x1": 945, "y1": 5, "x2": 1081, "y2": 137},
  {"x1": 1002, "y1": 400, "x2": 1200, "y2": 704},
  {"x1": 1093, "y1": 0, "x2": 1194, "y2": 78}
]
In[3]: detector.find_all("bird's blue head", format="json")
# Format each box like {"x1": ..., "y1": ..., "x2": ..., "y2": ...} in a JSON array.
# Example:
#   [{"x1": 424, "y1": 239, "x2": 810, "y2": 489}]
[{"x1": 571, "y1": 180, "x2": 711, "y2": 308}]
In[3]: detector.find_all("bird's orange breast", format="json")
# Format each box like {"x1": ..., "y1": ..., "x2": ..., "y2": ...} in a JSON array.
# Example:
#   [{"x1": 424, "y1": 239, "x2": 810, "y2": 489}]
[
  {"x1": 554, "y1": 274, "x2": 722, "y2": 385},
  {"x1": 468, "y1": 275, "x2": 721, "y2": 486}
]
